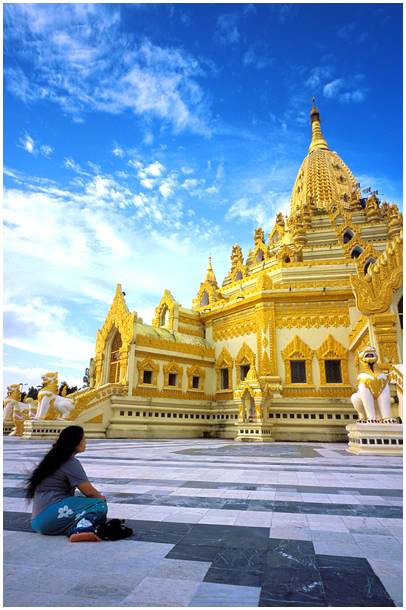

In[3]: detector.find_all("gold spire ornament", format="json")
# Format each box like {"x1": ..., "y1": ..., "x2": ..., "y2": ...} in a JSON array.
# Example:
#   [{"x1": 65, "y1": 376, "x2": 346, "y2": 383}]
[{"x1": 309, "y1": 97, "x2": 329, "y2": 153}]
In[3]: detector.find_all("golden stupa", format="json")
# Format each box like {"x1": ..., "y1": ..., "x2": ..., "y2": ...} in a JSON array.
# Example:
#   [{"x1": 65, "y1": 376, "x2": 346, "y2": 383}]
[{"x1": 19, "y1": 102, "x2": 404, "y2": 441}]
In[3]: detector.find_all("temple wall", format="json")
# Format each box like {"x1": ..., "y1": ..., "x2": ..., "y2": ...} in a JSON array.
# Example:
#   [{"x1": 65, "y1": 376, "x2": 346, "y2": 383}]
[{"x1": 276, "y1": 325, "x2": 355, "y2": 387}]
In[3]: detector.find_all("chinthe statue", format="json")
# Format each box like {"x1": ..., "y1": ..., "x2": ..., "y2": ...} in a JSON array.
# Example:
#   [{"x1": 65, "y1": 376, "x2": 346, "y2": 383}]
[
  {"x1": 35, "y1": 372, "x2": 75, "y2": 420},
  {"x1": 351, "y1": 347, "x2": 397, "y2": 423},
  {"x1": 3, "y1": 384, "x2": 37, "y2": 435}
]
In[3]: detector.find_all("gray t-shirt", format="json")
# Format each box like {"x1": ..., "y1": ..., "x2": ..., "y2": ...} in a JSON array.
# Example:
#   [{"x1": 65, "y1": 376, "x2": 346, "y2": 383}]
[{"x1": 32, "y1": 457, "x2": 89, "y2": 518}]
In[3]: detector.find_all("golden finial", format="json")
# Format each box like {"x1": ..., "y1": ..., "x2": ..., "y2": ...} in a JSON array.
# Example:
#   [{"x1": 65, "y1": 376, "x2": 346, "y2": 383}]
[
  {"x1": 205, "y1": 256, "x2": 218, "y2": 286},
  {"x1": 309, "y1": 98, "x2": 328, "y2": 153}
]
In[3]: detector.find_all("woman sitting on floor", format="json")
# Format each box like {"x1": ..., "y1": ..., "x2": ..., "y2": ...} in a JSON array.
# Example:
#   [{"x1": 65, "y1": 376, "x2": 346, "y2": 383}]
[{"x1": 26, "y1": 425, "x2": 107, "y2": 542}]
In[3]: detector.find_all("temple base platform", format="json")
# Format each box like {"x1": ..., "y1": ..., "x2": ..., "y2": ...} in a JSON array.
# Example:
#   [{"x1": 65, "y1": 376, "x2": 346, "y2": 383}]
[
  {"x1": 234, "y1": 422, "x2": 274, "y2": 442},
  {"x1": 346, "y1": 422, "x2": 403, "y2": 455}
]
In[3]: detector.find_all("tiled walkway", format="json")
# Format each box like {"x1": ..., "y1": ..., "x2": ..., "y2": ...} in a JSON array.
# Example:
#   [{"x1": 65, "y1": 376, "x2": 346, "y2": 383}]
[{"x1": 3, "y1": 438, "x2": 403, "y2": 607}]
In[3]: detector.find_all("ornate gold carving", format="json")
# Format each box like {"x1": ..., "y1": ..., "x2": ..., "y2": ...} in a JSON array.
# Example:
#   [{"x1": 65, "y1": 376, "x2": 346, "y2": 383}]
[
  {"x1": 215, "y1": 347, "x2": 233, "y2": 392},
  {"x1": 281, "y1": 335, "x2": 314, "y2": 385},
  {"x1": 69, "y1": 383, "x2": 127, "y2": 420},
  {"x1": 276, "y1": 304, "x2": 350, "y2": 329},
  {"x1": 163, "y1": 361, "x2": 183, "y2": 389},
  {"x1": 95, "y1": 285, "x2": 136, "y2": 386},
  {"x1": 133, "y1": 386, "x2": 214, "y2": 401},
  {"x1": 213, "y1": 314, "x2": 256, "y2": 341},
  {"x1": 136, "y1": 357, "x2": 160, "y2": 387},
  {"x1": 186, "y1": 364, "x2": 206, "y2": 391},
  {"x1": 349, "y1": 315, "x2": 368, "y2": 345},
  {"x1": 136, "y1": 334, "x2": 214, "y2": 358},
  {"x1": 351, "y1": 232, "x2": 402, "y2": 314},
  {"x1": 371, "y1": 312, "x2": 400, "y2": 368},
  {"x1": 316, "y1": 334, "x2": 349, "y2": 385},
  {"x1": 235, "y1": 342, "x2": 256, "y2": 367},
  {"x1": 153, "y1": 289, "x2": 178, "y2": 330}
]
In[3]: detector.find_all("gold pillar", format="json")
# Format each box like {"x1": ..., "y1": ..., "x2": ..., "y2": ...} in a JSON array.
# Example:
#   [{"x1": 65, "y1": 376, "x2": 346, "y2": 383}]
[{"x1": 370, "y1": 312, "x2": 400, "y2": 370}]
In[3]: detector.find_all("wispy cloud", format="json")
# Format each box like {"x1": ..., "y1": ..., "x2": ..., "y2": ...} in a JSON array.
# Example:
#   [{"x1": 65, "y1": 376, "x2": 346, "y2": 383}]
[
  {"x1": 19, "y1": 133, "x2": 53, "y2": 157},
  {"x1": 5, "y1": 4, "x2": 213, "y2": 135},
  {"x1": 323, "y1": 77, "x2": 367, "y2": 103},
  {"x1": 215, "y1": 13, "x2": 240, "y2": 45},
  {"x1": 242, "y1": 44, "x2": 274, "y2": 70}
]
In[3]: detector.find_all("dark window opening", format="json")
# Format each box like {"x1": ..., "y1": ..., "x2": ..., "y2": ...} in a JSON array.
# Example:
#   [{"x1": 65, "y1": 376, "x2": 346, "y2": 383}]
[
  {"x1": 364, "y1": 258, "x2": 376, "y2": 275},
  {"x1": 290, "y1": 360, "x2": 306, "y2": 383},
  {"x1": 256, "y1": 249, "x2": 264, "y2": 262},
  {"x1": 168, "y1": 372, "x2": 177, "y2": 386},
  {"x1": 143, "y1": 370, "x2": 153, "y2": 384},
  {"x1": 343, "y1": 229, "x2": 354, "y2": 244},
  {"x1": 192, "y1": 376, "x2": 200, "y2": 389},
  {"x1": 398, "y1": 297, "x2": 403, "y2": 330},
  {"x1": 351, "y1": 246, "x2": 363, "y2": 259},
  {"x1": 220, "y1": 368, "x2": 229, "y2": 390},
  {"x1": 240, "y1": 364, "x2": 250, "y2": 381},
  {"x1": 235, "y1": 271, "x2": 243, "y2": 281},
  {"x1": 200, "y1": 291, "x2": 209, "y2": 307},
  {"x1": 325, "y1": 360, "x2": 342, "y2": 383},
  {"x1": 283, "y1": 256, "x2": 291, "y2": 263}
]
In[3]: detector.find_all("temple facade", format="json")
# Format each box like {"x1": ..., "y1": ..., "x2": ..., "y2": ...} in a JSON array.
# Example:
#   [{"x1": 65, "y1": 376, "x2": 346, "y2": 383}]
[{"x1": 67, "y1": 101, "x2": 403, "y2": 441}]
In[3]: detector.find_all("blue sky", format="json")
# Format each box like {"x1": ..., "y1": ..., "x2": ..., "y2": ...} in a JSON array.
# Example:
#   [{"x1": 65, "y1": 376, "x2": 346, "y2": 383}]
[{"x1": 4, "y1": 3, "x2": 403, "y2": 391}]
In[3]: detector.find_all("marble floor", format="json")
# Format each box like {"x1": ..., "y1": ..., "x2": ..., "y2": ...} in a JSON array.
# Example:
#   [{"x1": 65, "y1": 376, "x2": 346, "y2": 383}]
[{"x1": 3, "y1": 437, "x2": 403, "y2": 607}]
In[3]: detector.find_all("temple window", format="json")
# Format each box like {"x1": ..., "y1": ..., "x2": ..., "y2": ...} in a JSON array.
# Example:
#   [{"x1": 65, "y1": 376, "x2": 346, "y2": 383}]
[
  {"x1": 220, "y1": 368, "x2": 229, "y2": 389},
  {"x1": 256, "y1": 249, "x2": 264, "y2": 262},
  {"x1": 200, "y1": 290, "x2": 209, "y2": 306},
  {"x1": 290, "y1": 360, "x2": 306, "y2": 384},
  {"x1": 351, "y1": 246, "x2": 363, "y2": 259},
  {"x1": 240, "y1": 364, "x2": 250, "y2": 381},
  {"x1": 363, "y1": 257, "x2": 376, "y2": 274},
  {"x1": 398, "y1": 297, "x2": 403, "y2": 329},
  {"x1": 325, "y1": 360, "x2": 342, "y2": 383},
  {"x1": 343, "y1": 229, "x2": 354, "y2": 243},
  {"x1": 160, "y1": 305, "x2": 169, "y2": 327},
  {"x1": 235, "y1": 271, "x2": 243, "y2": 281},
  {"x1": 108, "y1": 330, "x2": 122, "y2": 383},
  {"x1": 192, "y1": 376, "x2": 200, "y2": 389},
  {"x1": 143, "y1": 370, "x2": 152, "y2": 384},
  {"x1": 168, "y1": 373, "x2": 177, "y2": 386},
  {"x1": 283, "y1": 256, "x2": 290, "y2": 263}
]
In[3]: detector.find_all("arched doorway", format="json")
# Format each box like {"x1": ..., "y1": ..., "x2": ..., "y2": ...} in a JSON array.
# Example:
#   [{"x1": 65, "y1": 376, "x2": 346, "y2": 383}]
[{"x1": 108, "y1": 330, "x2": 122, "y2": 383}]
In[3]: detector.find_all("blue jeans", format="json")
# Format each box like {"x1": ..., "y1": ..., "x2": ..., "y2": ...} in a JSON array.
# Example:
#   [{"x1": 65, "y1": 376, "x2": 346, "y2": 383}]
[{"x1": 32, "y1": 496, "x2": 107, "y2": 536}]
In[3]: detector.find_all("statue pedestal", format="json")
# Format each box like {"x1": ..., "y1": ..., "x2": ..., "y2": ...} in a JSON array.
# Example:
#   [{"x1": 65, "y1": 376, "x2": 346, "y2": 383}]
[
  {"x1": 235, "y1": 421, "x2": 274, "y2": 442},
  {"x1": 22, "y1": 419, "x2": 70, "y2": 440},
  {"x1": 346, "y1": 423, "x2": 403, "y2": 455}
]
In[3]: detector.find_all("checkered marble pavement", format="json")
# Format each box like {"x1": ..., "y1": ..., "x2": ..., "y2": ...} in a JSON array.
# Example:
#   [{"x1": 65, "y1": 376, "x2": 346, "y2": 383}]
[{"x1": 3, "y1": 437, "x2": 403, "y2": 607}]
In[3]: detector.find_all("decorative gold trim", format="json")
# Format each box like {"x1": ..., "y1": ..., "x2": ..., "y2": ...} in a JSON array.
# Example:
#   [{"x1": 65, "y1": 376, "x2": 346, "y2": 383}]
[
  {"x1": 215, "y1": 347, "x2": 233, "y2": 391},
  {"x1": 153, "y1": 289, "x2": 177, "y2": 329},
  {"x1": 95, "y1": 284, "x2": 136, "y2": 386},
  {"x1": 316, "y1": 334, "x2": 349, "y2": 385},
  {"x1": 136, "y1": 357, "x2": 160, "y2": 387},
  {"x1": 163, "y1": 361, "x2": 183, "y2": 389},
  {"x1": 281, "y1": 335, "x2": 313, "y2": 385},
  {"x1": 186, "y1": 364, "x2": 206, "y2": 391}
]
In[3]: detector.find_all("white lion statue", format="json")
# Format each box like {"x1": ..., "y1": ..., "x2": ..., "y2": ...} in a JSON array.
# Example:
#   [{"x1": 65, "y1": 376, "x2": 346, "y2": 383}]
[
  {"x1": 351, "y1": 346, "x2": 397, "y2": 423},
  {"x1": 35, "y1": 372, "x2": 75, "y2": 420},
  {"x1": 3, "y1": 384, "x2": 37, "y2": 435}
]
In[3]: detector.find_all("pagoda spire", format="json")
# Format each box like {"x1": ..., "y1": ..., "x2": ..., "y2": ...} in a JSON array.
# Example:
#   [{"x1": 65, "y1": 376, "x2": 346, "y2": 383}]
[
  {"x1": 308, "y1": 97, "x2": 329, "y2": 153},
  {"x1": 205, "y1": 256, "x2": 218, "y2": 287}
]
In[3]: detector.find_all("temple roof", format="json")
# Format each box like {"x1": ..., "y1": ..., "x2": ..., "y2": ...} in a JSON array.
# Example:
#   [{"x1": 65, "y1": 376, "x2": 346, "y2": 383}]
[{"x1": 290, "y1": 100, "x2": 361, "y2": 214}]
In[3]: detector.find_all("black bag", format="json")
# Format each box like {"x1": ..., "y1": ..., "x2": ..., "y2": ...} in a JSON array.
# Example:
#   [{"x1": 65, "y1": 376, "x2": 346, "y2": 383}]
[{"x1": 95, "y1": 518, "x2": 133, "y2": 541}]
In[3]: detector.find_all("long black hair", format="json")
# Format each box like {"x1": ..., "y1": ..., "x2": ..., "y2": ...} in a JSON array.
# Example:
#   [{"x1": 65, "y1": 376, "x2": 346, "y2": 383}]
[{"x1": 25, "y1": 425, "x2": 84, "y2": 499}]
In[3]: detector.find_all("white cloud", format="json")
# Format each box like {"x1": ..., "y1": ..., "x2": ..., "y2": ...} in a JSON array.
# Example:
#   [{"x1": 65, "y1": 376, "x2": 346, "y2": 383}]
[
  {"x1": 340, "y1": 90, "x2": 365, "y2": 103},
  {"x1": 5, "y1": 5, "x2": 212, "y2": 135},
  {"x1": 40, "y1": 144, "x2": 54, "y2": 157},
  {"x1": 112, "y1": 145, "x2": 124, "y2": 158},
  {"x1": 215, "y1": 13, "x2": 240, "y2": 45},
  {"x1": 20, "y1": 134, "x2": 35, "y2": 154},
  {"x1": 226, "y1": 191, "x2": 290, "y2": 229},
  {"x1": 323, "y1": 79, "x2": 344, "y2": 99},
  {"x1": 144, "y1": 161, "x2": 165, "y2": 177}
]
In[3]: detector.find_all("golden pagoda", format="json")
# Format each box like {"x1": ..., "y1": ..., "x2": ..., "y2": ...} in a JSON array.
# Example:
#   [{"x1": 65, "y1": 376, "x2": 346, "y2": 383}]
[{"x1": 28, "y1": 101, "x2": 404, "y2": 441}]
